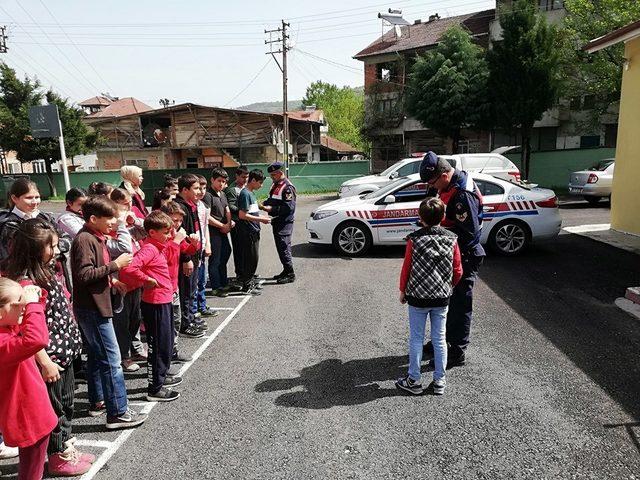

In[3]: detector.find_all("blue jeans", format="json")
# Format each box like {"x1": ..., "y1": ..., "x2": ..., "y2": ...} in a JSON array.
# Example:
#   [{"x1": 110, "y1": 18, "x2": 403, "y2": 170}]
[
  {"x1": 192, "y1": 257, "x2": 207, "y2": 312},
  {"x1": 75, "y1": 308, "x2": 129, "y2": 417},
  {"x1": 208, "y1": 234, "x2": 231, "y2": 291},
  {"x1": 408, "y1": 305, "x2": 448, "y2": 384}
]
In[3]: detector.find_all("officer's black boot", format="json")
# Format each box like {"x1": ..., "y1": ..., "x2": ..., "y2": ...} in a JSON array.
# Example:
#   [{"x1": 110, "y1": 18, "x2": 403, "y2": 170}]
[
  {"x1": 271, "y1": 270, "x2": 286, "y2": 281},
  {"x1": 276, "y1": 267, "x2": 295, "y2": 284}
]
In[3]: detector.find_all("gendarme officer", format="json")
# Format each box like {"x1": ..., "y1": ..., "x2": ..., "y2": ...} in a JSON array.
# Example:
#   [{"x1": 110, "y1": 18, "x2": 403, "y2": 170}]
[
  {"x1": 419, "y1": 151, "x2": 485, "y2": 368},
  {"x1": 261, "y1": 161, "x2": 297, "y2": 284}
]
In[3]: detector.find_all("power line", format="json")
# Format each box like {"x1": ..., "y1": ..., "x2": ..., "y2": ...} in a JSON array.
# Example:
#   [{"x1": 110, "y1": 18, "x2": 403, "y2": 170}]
[
  {"x1": 36, "y1": 0, "x2": 113, "y2": 93},
  {"x1": 5, "y1": 46, "x2": 75, "y2": 98},
  {"x1": 14, "y1": 0, "x2": 104, "y2": 94},
  {"x1": 12, "y1": 41, "x2": 262, "y2": 48},
  {"x1": 294, "y1": 48, "x2": 361, "y2": 73},
  {"x1": 222, "y1": 58, "x2": 272, "y2": 107},
  {"x1": 0, "y1": 5, "x2": 92, "y2": 96}
]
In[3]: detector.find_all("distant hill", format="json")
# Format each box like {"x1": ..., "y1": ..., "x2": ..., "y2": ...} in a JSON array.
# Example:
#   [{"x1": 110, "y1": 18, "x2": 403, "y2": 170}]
[
  {"x1": 238, "y1": 87, "x2": 363, "y2": 113},
  {"x1": 238, "y1": 100, "x2": 302, "y2": 113}
]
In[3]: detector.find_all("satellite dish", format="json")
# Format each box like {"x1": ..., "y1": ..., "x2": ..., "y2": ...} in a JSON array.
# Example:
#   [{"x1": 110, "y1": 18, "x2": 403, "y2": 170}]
[{"x1": 142, "y1": 122, "x2": 165, "y2": 146}]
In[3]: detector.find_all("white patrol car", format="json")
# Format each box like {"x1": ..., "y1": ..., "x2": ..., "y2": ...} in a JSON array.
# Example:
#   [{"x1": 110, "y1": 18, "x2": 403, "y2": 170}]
[{"x1": 307, "y1": 173, "x2": 562, "y2": 257}]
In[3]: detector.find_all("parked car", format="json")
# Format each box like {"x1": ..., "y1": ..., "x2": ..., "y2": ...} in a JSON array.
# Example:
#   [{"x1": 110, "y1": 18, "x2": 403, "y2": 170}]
[
  {"x1": 308, "y1": 173, "x2": 561, "y2": 257},
  {"x1": 568, "y1": 159, "x2": 614, "y2": 204},
  {"x1": 338, "y1": 152, "x2": 520, "y2": 198}
]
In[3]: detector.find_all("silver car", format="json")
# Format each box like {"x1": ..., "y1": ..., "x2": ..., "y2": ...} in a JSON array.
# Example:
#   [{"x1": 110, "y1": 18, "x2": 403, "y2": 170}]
[{"x1": 568, "y1": 159, "x2": 614, "y2": 205}]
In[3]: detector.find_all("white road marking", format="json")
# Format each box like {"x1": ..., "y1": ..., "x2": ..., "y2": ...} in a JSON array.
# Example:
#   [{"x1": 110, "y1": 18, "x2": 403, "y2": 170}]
[
  {"x1": 79, "y1": 294, "x2": 252, "y2": 480},
  {"x1": 75, "y1": 440, "x2": 113, "y2": 448},
  {"x1": 563, "y1": 223, "x2": 611, "y2": 234}
]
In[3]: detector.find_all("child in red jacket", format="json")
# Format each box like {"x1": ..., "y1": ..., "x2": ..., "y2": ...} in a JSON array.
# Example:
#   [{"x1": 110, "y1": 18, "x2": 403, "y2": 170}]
[
  {"x1": 0, "y1": 278, "x2": 56, "y2": 480},
  {"x1": 120, "y1": 211, "x2": 191, "y2": 403},
  {"x1": 160, "y1": 202, "x2": 200, "y2": 364}
]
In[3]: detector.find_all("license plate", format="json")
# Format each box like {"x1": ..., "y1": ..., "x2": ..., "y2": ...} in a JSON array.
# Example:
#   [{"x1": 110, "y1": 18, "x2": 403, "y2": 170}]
[{"x1": 569, "y1": 187, "x2": 583, "y2": 193}]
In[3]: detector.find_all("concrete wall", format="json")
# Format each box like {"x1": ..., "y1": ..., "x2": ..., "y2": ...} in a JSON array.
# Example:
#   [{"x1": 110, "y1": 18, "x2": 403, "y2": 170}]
[
  {"x1": 7, "y1": 160, "x2": 370, "y2": 200},
  {"x1": 506, "y1": 147, "x2": 616, "y2": 191},
  {"x1": 611, "y1": 38, "x2": 640, "y2": 235}
]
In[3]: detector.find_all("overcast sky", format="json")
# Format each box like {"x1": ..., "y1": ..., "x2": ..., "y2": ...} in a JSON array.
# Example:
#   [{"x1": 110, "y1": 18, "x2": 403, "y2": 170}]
[{"x1": 1, "y1": 0, "x2": 494, "y2": 109}]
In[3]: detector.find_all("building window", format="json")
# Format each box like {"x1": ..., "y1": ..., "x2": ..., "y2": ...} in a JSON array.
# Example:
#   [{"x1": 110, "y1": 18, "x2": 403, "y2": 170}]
[
  {"x1": 582, "y1": 95, "x2": 596, "y2": 110},
  {"x1": 604, "y1": 124, "x2": 618, "y2": 148},
  {"x1": 186, "y1": 157, "x2": 198, "y2": 168},
  {"x1": 124, "y1": 159, "x2": 148, "y2": 168},
  {"x1": 539, "y1": 0, "x2": 563, "y2": 11},
  {"x1": 376, "y1": 98, "x2": 397, "y2": 113},
  {"x1": 376, "y1": 61, "x2": 400, "y2": 83},
  {"x1": 580, "y1": 135, "x2": 600, "y2": 148}
]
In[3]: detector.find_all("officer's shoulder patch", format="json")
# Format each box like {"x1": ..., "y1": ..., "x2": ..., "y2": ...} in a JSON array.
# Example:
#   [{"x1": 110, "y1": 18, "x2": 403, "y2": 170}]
[
  {"x1": 284, "y1": 190, "x2": 293, "y2": 201},
  {"x1": 456, "y1": 211, "x2": 468, "y2": 222}
]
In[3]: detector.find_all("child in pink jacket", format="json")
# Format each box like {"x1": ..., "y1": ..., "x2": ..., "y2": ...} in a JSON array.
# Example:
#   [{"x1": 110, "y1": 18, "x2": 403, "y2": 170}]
[{"x1": 0, "y1": 279, "x2": 56, "y2": 480}]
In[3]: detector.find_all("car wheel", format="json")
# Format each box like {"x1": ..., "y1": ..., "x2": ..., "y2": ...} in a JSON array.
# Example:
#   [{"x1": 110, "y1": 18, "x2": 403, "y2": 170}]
[
  {"x1": 584, "y1": 195, "x2": 601, "y2": 205},
  {"x1": 488, "y1": 220, "x2": 531, "y2": 256},
  {"x1": 332, "y1": 221, "x2": 372, "y2": 257}
]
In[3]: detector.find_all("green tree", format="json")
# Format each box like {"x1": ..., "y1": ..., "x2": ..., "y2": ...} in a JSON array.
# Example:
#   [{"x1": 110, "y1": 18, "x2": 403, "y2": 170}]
[
  {"x1": 562, "y1": 0, "x2": 640, "y2": 115},
  {"x1": 0, "y1": 63, "x2": 97, "y2": 196},
  {"x1": 406, "y1": 26, "x2": 490, "y2": 153},
  {"x1": 487, "y1": 0, "x2": 562, "y2": 180},
  {"x1": 301, "y1": 81, "x2": 366, "y2": 151}
]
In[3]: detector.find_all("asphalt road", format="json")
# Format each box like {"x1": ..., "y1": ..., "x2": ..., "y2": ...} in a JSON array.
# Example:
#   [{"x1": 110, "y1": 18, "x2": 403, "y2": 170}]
[{"x1": 3, "y1": 196, "x2": 639, "y2": 479}]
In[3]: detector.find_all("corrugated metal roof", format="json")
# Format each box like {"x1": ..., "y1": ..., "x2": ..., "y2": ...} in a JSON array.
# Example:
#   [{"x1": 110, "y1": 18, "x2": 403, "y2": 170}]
[
  {"x1": 353, "y1": 9, "x2": 495, "y2": 59},
  {"x1": 321, "y1": 135, "x2": 362, "y2": 153}
]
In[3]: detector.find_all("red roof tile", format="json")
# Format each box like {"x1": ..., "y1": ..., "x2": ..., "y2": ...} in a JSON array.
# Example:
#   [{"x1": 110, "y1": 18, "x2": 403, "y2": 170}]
[
  {"x1": 353, "y1": 9, "x2": 495, "y2": 59},
  {"x1": 85, "y1": 97, "x2": 153, "y2": 118},
  {"x1": 78, "y1": 95, "x2": 113, "y2": 107},
  {"x1": 320, "y1": 135, "x2": 361, "y2": 153}
]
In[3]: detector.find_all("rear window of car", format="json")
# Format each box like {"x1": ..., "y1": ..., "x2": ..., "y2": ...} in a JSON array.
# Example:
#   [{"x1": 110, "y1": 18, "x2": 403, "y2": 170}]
[
  {"x1": 589, "y1": 160, "x2": 614, "y2": 171},
  {"x1": 461, "y1": 155, "x2": 507, "y2": 170},
  {"x1": 475, "y1": 180, "x2": 505, "y2": 196}
]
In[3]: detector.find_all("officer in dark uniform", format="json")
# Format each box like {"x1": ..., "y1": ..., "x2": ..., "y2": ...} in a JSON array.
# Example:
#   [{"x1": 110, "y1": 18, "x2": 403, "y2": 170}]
[
  {"x1": 419, "y1": 151, "x2": 485, "y2": 367},
  {"x1": 261, "y1": 161, "x2": 297, "y2": 284}
]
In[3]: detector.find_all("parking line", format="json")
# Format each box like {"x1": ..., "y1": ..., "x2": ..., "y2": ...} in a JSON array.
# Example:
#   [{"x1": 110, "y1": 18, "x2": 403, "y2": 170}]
[
  {"x1": 75, "y1": 440, "x2": 113, "y2": 448},
  {"x1": 79, "y1": 294, "x2": 252, "y2": 480}
]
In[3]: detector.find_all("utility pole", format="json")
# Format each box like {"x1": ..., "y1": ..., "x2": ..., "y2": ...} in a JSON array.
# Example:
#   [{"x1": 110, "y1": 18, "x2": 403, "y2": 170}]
[
  {"x1": 0, "y1": 26, "x2": 7, "y2": 53},
  {"x1": 0, "y1": 27, "x2": 8, "y2": 175},
  {"x1": 265, "y1": 20, "x2": 291, "y2": 176}
]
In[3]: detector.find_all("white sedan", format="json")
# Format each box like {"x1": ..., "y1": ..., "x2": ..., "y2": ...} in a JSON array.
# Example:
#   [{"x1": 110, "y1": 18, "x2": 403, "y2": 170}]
[{"x1": 307, "y1": 173, "x2": 562, "y2": 256}]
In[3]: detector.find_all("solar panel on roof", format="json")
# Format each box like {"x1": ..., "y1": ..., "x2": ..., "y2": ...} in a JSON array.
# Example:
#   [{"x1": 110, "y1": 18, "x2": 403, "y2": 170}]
[{"x1": 377, "y1": 13, "x2": 410, "y2": 25}]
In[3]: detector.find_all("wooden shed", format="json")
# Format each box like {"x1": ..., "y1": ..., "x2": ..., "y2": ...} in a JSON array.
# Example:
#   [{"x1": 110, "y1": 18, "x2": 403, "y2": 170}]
[{"x1": 85, "y1": 103, "x2": 323, "y2": 170}]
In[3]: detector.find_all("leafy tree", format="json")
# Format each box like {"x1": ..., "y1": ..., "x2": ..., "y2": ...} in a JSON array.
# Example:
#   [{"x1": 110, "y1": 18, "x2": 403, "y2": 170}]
[
  {"x1": 562, "y1": 0, "x2": 640, "y2": 116},
  {"x1": 302, "y1": 81, "x2": 366, "y2": 151},
  {"x1": 406, "y1": 26, "x2": 490, "y2": 153},
  {"x1": 487, "y1": 0, "x2": 562, "y2": 180},
  {"x1": 0, "y1": 63, "x2": 97, "y2": 196}
]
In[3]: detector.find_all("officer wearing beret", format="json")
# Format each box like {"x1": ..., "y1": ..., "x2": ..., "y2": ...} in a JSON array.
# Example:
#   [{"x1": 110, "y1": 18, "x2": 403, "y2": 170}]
[
  {"x1": 419, "y1": 151, "x2": 485, "y2": 368},
  {"x1": 260, "y1": 162, "x2": 297, "y2": 284}
]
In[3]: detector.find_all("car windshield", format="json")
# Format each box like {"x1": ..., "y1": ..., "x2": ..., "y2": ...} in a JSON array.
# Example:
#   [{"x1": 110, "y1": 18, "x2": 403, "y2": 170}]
[
  {"x1": 379, "y1": 163, "x2": 403, "y2": 177},
  {"x1": 589, "y1": 160, "x2": 614, "y2": 171},
  {"x1": 363, "y1": 178, "x2": 411, "y2": 200}
]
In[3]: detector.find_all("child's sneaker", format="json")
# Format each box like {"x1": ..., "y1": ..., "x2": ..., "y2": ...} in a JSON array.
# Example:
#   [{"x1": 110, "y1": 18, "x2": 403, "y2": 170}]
[
  {"x1": 427, "y1": 379, "x2": 446, "y2": 396},
  {"x1": 179, "y1": 325, "x2": 205, "y2": 338},
  {"x1": 64, "y1": 438, "x2": 96, "y2": 463},
  {"x1": 0, "y1": 441, "x2": 18, "y2": 459},
  {"x1": 87, "y1": 401, "x2": 107, "y2": 417},
  {"x1": 122, "y1": 359, "x2": 140, "y2": 372},
  {"x1": 146, "y1": 386, "x2": 180, "y2": 402},
  {"x1": 105, "y1": 409, "x2": 148, "y2": 430},
  {"x1": 47, "y1": 449, "x2": 92, "y2": 477},
  {"x1": 164, "y1": 375, "x2": 183, "y2": 387},
  {"x1": 198, "y1": 306, "x2": 219, "y2": 317},
  {"x1": 395, "y1": 376, "x2": 424, "y2": 395}
]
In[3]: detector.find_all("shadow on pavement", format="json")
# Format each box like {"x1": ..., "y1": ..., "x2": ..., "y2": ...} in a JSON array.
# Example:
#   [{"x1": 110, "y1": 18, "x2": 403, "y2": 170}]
[
  {"x1": 291, "y1": 242, "x2": 404, "y2": 260},
  {"x1": 255, "y1": 355, "x2": 435, "y2": 409},
  {"x1": 604, "y1": 422, "x2": 640, "y2": 455},
  {"x1": 480, "y1": 233, "x2": 640, "y2": 419}
]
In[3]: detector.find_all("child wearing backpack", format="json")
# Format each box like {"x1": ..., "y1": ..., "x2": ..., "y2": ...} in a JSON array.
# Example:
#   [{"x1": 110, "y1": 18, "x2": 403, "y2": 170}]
[{"x1": 396, "y1": 198, "x2": 463, "y2": 396}]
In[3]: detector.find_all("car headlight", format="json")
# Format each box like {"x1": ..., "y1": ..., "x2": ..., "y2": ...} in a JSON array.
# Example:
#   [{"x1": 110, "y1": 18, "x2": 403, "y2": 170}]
[{"x1": 313, "y1": 210, "x2": 339, "y2": 221}]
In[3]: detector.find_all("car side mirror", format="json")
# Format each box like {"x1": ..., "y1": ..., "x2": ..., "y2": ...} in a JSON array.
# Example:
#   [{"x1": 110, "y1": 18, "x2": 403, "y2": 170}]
[
  {"x1": 389, "y1": 171, "x2": 398, "y2": 179},
  {"x1": 384, "y1": 195, "x2": 396, "y2": 204}
]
